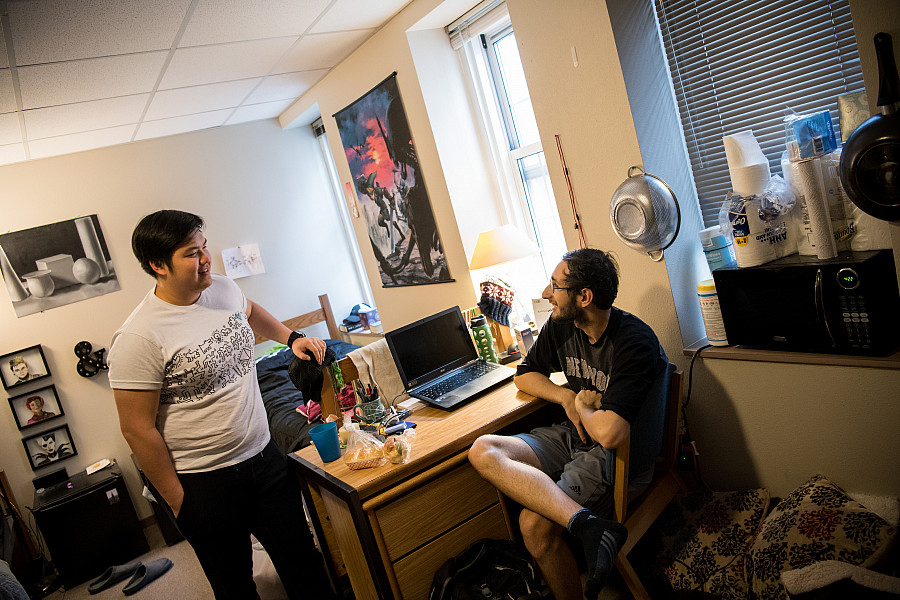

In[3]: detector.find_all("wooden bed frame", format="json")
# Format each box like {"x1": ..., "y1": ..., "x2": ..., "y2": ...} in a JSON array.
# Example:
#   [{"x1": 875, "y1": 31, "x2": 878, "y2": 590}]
[{"x1": 252, "y1": 293, "x2": 341, "y2": 346}]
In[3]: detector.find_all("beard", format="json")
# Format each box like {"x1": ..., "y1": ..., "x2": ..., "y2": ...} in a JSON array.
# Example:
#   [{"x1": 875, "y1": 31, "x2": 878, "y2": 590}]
[{"x1": 552, "y1": 299, "x2": 584, "y2": 323}]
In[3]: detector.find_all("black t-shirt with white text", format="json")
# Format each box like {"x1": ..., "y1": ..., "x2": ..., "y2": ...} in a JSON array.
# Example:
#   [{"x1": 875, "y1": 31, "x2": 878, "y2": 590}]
[{"x1": 516, "y1": 307, "x2": 667, "y2": 424}]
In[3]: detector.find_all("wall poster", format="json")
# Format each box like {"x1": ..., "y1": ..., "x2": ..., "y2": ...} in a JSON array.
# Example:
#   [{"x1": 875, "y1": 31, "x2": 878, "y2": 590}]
[
  {"x1": 0, "y1": 215, "x2": 120, "y2": 317},
  {"x1": 334, "y1": 73, "x2": 452, "y2": 287}
]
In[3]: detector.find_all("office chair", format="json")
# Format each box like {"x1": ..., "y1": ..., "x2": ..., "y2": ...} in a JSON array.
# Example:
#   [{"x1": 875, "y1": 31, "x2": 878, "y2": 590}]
[{"x1": 603, "y1": 363, "x2": 686, "y2": 600}]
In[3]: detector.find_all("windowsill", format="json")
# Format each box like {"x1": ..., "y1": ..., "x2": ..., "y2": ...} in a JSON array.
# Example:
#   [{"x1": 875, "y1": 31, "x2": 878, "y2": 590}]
[{"x1": 683, "y1": 340, "x2": 900, "y2": 370}]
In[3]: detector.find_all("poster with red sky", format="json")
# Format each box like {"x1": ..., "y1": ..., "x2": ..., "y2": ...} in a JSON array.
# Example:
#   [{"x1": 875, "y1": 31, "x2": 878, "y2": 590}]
[{"x1": 334, "y1": 73, "x2": 452, "y2": 287}]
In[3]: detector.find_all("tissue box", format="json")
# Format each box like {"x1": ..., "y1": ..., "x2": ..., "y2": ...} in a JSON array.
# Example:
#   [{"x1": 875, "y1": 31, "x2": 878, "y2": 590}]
[
  {"x1": 35, "y1": 254, "x2": 78, "y2": 288},
  {"x1": 359, "y1": 307, "x2": 379, "y2": 330},
  {"x1": 514, "y1": 327, "x2": 534, "y2": 355},
  {"x1": 789, "y1": 110, "x2": 836, "y2": 159}
]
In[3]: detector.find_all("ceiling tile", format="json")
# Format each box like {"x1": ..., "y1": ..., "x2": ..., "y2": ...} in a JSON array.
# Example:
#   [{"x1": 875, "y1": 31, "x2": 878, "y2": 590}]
[
  {"x1": 246, "y1": 69, "x2": 328, "y2": 104},
  {"x1": 225, "y1": 99, "x2": 293, "y2": 125},
  {"x1": 136, "y1": 110, "x2": 231, "y2": 141},
  {"x1": 179, "y1": 0, "x2": 332, "y2": 47},
  {"x1": 24, "y1": 94, "x2": 150, "y2": 140},
  {"x1": 160, "y1": 37, "x2": 296, "y2": 90},
  {"x1": 28, "y1": 125, "x2": 136, "y2": 160},
  {"x1": 0, "y1": 70, "x2": 17, "y2": 113},
  {"x1": 311, "y1": 0, "x2": 413, "y2": 33},
  {"x1": 275, "y1": 30, "x2": 373, "y2": 73},
  {"x1": 8, "y1": 0, "x2": 191, "y2": 66},
  {"x1": 18, "y1": 52, "x2": 168, "y2": 110},
  {"x1": 0, "y1": 143, "x2": 26, "y2": 166},
  {"x1": 0, "y1": 113, "x2": 22, "y2": 145},
  {"x1": 145, "y1": 79, "x2": 259, "y2": 121}
]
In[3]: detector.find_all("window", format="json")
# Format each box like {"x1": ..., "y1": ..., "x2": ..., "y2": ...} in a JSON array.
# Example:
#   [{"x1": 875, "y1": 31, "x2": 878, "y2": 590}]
[
  {"x1": 655, "y1": 0, "x2": 865, "y2": 226},
  {"x1": 313, "y1": 119, "x2": 374, "y2": 306},
  {"x1": 449, "y1": 2, "x2": 567, "y2": 281}
]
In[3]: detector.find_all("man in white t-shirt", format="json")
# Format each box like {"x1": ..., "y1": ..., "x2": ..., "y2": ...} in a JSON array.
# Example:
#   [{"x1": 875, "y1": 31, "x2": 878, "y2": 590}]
[{"x1": 109, "y1": 210, "x2": 336, "y2": 600}]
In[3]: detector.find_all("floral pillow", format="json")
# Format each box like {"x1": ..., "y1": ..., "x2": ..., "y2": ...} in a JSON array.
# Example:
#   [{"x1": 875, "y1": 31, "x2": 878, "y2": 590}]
[
  {"x1": 744, "y1": 474, "x2": 898, "y2": 600},
  {"x1": 649, "y1": 488, "x2": 770, "y2": 600}
]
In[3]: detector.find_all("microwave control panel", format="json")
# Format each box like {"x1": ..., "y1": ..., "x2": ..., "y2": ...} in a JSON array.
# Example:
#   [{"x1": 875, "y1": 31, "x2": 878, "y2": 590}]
[{"x1": 837, "y1": 294, "x2": 872, "y2": 350}]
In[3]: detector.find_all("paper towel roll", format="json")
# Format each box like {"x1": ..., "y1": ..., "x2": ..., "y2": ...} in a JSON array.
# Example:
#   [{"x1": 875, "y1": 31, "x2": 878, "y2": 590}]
[
  {"x1": 723, "y1": 131, "x2": 771, "y2": 196},
  {"x1": 782, "y1": 158, "x2": 816, "y2": 255},
  {"x1": 797, "y1": 157, "x2": 837, "y2": 259},
  {"x1": 75, "y1": 217, "x2": 109, "y2": 277}
]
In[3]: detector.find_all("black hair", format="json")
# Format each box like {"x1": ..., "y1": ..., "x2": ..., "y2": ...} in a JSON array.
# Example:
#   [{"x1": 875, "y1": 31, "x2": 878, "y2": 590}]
[
  {"x1": 131, "y1": 210, "x2": 204, "y2": 277},
  {"x1": 561, "y1": 248, "x2": 619, "y2": 310}
]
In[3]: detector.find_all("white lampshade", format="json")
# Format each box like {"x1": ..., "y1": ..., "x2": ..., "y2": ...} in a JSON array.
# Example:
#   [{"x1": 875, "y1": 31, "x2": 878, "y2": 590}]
[{"x1": 469, "y1": 225, "x2": 540, "y2": 270}]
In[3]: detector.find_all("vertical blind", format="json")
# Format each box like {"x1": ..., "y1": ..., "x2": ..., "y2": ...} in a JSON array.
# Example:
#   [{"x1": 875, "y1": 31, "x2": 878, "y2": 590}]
[{"x1": 655, "y1": 0, "x2": 865, "y2": 226}]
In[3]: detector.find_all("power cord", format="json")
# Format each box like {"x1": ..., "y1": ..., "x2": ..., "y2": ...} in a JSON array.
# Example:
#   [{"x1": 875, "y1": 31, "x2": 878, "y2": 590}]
[{"x1": 678, "y1": 344, "x2": 712, "y2": 490}]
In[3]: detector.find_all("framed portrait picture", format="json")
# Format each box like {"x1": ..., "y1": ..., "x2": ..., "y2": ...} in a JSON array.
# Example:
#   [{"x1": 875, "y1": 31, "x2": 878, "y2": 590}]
[
  {"x1": 1, "y1": 345, "x2": 51, "y2": 390},
  {"x1": 8, "y1": 385, "x2": 64, "y2": 430},
  {"x1": 22, "y1": 424, "x2": 77, "y2": 471}
]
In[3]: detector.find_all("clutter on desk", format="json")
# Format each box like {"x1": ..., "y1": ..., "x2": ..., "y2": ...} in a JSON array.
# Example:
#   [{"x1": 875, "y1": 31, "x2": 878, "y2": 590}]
[
  {"x1": 383, "y1": 427, "x2": 416, "y2": 464},
  {"x1": 343, "y1": 427, "x2": 386, "y2": 470}
]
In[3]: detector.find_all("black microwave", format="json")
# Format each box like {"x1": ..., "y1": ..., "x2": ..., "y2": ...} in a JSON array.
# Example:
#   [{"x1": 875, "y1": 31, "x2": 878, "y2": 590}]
[{"x1": 712, "y1": 250, "x2": 900, "y2": 355}]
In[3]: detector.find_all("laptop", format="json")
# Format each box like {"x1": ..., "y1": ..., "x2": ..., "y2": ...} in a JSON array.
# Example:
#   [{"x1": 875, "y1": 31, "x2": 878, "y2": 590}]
[{"x1": 385, "y1": 306, "x2": 516, "y2": 409}]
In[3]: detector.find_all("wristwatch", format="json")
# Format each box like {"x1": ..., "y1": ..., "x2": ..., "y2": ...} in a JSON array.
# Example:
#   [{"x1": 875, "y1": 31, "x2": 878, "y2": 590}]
[{"x1": 287, "y1": 330, "x2": 306, "y2": 348}]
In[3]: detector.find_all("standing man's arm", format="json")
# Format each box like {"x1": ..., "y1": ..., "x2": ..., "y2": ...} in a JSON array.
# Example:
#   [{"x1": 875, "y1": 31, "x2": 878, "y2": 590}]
[
  {"x1": 245, "y1": 299, "x2": 326, "y2": 363},
  {"x1": 113, "y1": 388, "x2": 185, "y2": 515}
]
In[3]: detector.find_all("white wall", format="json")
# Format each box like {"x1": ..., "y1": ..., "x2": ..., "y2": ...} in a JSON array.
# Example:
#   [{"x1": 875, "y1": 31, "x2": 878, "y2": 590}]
[
  {"x1": 0, "y1": 119, "x2": 366, "y2": 520},
  {"x1": 282, "y1": 0, "x2": 900, "y2": 499}
]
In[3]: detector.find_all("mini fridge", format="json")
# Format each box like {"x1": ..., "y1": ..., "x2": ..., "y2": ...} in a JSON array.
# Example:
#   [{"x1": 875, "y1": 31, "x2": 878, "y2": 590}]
[{"x1": 31, "y1": 462, "x2": 149, "y2": 588}]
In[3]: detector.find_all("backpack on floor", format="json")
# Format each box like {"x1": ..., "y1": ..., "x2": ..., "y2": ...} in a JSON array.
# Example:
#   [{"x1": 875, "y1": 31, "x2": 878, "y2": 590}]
[{"x1": 428, "y1": 538, "x2": 543, "y2": 600}]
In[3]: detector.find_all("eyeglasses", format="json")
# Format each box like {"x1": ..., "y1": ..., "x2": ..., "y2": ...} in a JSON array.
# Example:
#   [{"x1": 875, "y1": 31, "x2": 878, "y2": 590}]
[{"x1": 549, "y1": 281, "x2": 577, "y2": 292}]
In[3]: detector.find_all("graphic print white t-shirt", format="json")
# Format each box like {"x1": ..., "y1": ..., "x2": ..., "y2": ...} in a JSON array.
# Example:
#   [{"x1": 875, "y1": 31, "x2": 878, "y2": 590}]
[{"x1": 109, "y1": 274, "x2": 269, "y2": 472}]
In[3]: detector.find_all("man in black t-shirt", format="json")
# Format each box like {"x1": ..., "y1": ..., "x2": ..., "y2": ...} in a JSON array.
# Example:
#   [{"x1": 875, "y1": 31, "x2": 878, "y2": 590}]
[{"x1": 469, "y1": 248, "x2": 666, "y2": 600}]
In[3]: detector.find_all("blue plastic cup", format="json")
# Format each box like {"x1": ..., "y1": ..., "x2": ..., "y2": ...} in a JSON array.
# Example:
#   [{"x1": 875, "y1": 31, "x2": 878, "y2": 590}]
[{"x1": 309, "y1": 422, "x2": 341, "y2": 463}]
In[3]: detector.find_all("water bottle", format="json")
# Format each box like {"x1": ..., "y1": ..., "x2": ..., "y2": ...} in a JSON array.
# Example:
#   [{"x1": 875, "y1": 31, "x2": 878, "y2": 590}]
[{"x1": 470, "y1": 315, "x2": 499, "y2": 363}]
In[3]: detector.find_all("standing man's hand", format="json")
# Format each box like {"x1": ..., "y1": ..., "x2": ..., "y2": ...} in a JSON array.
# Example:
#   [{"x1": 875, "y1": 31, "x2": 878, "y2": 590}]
[{"x1": 292, "y1": 336, "x2": 326, "y2": 364}]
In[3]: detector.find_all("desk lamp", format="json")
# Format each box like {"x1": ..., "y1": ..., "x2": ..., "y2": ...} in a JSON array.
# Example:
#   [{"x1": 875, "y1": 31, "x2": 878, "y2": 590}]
[{"x1": 469, "y1": 226, "x2": 540, "y2": 354}]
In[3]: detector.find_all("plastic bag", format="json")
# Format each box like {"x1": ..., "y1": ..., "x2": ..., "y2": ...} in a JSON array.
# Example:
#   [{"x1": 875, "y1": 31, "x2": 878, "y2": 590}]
[
  {"x1": 383, "y1": 428, "x2": 417, "y2": 464},
  {"x1": 343, "y1": 427, "x2": 386, "y2": 470},
  {"x1": 718, "y1": 175, "x2": 797, "y2": 267}
]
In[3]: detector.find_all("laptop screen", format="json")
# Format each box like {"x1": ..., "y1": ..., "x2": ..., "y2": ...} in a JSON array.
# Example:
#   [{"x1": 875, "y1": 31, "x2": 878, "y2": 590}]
[{"x1": 386, "y1": 306, "x2": 480, "y2": 389}]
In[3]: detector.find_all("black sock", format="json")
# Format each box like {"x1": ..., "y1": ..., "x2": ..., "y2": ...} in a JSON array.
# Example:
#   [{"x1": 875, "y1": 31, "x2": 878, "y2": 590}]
[{"x1": 567, "y1": 508, "x2": 628, "y2": 599}]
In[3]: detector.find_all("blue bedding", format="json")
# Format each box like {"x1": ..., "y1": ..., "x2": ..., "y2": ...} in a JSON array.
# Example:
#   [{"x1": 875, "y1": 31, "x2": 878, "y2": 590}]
[{"x1": 256, "y1": 339, "x2": 359, "y2": 455}]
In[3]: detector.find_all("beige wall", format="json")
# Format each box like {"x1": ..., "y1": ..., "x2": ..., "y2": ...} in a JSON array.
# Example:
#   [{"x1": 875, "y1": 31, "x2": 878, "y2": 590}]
[
  {"x1": 0, "y1": 119, "x2": 366, "y2": 519},
  {"x1": 287, "y1": 0, "x2": 900, "y2": 498}
]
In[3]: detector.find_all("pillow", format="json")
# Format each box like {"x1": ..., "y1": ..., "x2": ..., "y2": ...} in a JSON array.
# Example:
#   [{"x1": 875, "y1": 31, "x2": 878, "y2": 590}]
[
  {"x1": 649, "y1": 488, "x2": 770, "y2": 600},
  {"x1": 744, "y1": 474, "x2": 898, "y2": 600}
]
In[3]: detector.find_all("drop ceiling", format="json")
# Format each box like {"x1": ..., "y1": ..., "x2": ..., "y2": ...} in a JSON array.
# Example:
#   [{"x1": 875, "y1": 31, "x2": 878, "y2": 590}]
[{"x1": 0, "y1": 0, "x2": 413, "y2": 166}]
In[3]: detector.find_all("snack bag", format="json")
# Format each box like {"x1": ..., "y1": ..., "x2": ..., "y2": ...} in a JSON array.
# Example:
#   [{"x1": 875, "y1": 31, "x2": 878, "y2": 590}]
[
  {"x1": 343, "y1": 427, "x2": 386, "y2": 470},
  {"x1": 383, "y1": 428, "x2": 416, "y2": 464}
]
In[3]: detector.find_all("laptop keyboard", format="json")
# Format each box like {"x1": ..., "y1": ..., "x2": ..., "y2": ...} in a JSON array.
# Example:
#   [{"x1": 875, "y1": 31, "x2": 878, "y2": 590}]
[{"x1": 417, "y1": 361, "x2": 500, "y2": 400}]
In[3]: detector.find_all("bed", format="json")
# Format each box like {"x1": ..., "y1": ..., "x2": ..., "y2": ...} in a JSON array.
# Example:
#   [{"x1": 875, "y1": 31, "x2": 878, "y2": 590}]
[{"x1": 254, "y1": 294, "x2": 360, "y2": 455}]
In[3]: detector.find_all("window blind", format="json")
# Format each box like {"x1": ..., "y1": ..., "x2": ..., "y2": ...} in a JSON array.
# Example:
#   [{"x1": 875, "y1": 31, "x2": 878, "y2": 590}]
[{"x1": 655, "y1": 0, "x2": 865, "y2": 226}]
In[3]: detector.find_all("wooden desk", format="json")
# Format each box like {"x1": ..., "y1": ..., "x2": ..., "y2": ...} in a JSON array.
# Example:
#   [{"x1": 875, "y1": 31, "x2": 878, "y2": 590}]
[{"x1": 289, "y1": 381, "x2": 547, "y2": 600}]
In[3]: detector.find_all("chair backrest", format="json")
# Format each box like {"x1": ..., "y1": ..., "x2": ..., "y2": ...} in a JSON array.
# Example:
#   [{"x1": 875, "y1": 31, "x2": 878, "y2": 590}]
[
  {"x1": 605, "y1": 363, "x2": 684, "y2": 522},
  {"x1": 627, "y1": 363, "x2": 675, "y2": 477}
]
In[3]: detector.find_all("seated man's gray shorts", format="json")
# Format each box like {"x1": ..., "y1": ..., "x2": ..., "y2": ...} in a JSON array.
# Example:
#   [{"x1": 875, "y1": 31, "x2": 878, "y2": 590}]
[{"x1": 515, "y1": 420, "x2": 613, "y2": 516}]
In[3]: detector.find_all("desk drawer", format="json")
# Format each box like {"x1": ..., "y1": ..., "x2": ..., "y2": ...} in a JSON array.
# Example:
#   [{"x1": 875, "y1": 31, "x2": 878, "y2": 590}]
[
  {"x1": 376, "y1": 462, "x2": 498, "y2": 560},
  {"x1": 393, "y1": 504, "x2": 510, "y2": 600}
]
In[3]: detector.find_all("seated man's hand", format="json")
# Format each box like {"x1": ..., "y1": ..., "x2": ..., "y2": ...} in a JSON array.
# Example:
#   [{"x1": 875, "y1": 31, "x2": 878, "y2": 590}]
[
  {"x1": 575, "y1": 389, "x2": 603, "y2": 409},
  {"x1": 562, "y1": 392, "x2": 590, "y2": 444},
  {"x1": 292, "y1": 336, "x2": 326, "y2": 364}
]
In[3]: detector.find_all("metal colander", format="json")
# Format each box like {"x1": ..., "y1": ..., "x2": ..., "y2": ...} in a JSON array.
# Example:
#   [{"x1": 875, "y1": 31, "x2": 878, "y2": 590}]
[{"x1": 609, "y1": 166, "x2": 681, "y2": 261}]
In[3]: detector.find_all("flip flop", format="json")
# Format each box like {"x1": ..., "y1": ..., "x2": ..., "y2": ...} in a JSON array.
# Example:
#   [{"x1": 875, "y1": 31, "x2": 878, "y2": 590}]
[
  {"x1": 122, "y1": 558, "x2": 173, "y2": 595},
  {"x1": 88, "y1": 561, "x2": 142, "y2": 594}
]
